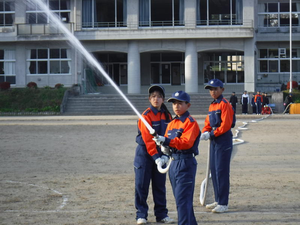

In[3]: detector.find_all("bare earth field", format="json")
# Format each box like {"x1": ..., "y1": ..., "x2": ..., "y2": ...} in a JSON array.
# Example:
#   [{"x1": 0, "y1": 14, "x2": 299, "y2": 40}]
[{"x1": 0, "y1": 114, "x2": 300, "y2": 225}]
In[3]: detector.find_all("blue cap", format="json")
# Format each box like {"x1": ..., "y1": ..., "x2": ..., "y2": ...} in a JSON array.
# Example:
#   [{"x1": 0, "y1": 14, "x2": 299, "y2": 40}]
[
  {"x1": 148, "y1": 85, "x2": 165, "y2": 98},
  {"x1": 167, "y1": 90, "x2": 190, "y2": 103},
  {"x1": 204, "y1": 79, "x2": 224, "y2": 89}
]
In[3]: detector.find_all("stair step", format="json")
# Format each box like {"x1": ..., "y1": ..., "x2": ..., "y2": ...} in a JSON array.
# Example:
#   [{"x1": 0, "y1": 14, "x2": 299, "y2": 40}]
[{"x1": 63, "y1": 94, "x2": 242, "y2": 115}]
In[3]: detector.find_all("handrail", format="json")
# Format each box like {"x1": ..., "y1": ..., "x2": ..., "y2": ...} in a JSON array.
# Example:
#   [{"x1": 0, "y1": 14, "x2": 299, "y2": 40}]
[{"x1": 60, "y1": 89, "x2": 70, "y2": 114}]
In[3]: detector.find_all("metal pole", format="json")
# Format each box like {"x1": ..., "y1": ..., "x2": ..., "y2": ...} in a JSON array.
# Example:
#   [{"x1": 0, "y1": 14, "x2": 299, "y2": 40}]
[{"x1": 290, "y1": 0, "x2": 292, "y2": 93}]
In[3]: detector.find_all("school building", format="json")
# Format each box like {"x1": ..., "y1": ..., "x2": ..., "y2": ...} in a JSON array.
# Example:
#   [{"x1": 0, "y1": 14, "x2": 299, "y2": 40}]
[{"x1": 1, "y1": 0, "x2": 300, "y2": 95}]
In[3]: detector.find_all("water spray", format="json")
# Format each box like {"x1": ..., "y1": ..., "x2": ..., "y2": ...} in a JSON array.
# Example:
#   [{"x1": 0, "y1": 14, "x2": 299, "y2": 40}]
[{"x1": 29, "y1": 0, "x2": 155, "y2": 135}]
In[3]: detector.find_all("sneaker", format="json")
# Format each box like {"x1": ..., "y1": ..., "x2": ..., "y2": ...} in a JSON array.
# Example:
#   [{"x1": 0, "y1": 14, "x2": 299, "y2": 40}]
[
  {"x1": 212, "y1": 205, "x2": 228, "y2": 213},
  {"x1": 159, "y1": 216, "x2": 174, "y2": 223},
  {"x1": 137, "y1": 218, "x2": 147, "y2": 224},
  {"x1": 206, "y1": 202, "x2": 218, "y2": 209}
]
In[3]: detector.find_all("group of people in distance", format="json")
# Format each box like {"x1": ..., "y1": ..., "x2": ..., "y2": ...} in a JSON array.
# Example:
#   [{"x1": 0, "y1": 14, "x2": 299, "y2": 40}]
[
  {"x1": 134, "y1": 79, "x2": 235, "y2": 225},
  {"x1": 229, "y1": 90, "x2": 270, "y2": 115}
]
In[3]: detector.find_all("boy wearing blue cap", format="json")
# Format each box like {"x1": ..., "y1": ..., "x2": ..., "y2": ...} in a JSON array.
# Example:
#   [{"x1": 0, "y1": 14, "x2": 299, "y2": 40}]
[
  {"x1": 153, "y1": 90, "x2": 201, "y2": 225},
  {"x1": 201, "y1": 79, "x2": 235, "y2": 213}
]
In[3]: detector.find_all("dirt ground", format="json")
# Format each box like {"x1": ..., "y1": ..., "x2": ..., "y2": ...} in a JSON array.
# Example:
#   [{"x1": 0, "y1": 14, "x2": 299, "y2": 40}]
[{"x1": 0, "y1": 114, "x2": 300, "y2": 225}]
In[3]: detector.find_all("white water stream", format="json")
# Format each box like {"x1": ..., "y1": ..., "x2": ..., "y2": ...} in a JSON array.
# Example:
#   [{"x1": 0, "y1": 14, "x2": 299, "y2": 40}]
[{"x1": 28, "y1": 0, "x2": 155, "y2": 134}]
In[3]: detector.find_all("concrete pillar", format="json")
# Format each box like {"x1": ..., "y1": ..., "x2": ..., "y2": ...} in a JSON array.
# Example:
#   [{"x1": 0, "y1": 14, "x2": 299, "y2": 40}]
[
  {"x1": 243, "y1": 0, "x2": 256, "y2": 93},
  {"x1": 128, "y1": 41, "x2": 140, "y2": 94},
  {"x1": 185, "y1": 40, "x2": 198, "y2": 93},
  {"x1": 244, "y1": 38, "x2": 255, "y2": 93},
  {"x1": 185, "y1": 0, "x2": 196, "y2": 28},
  {"x1": 127, "y1": 0, "x2": 139, "y2": 29}
]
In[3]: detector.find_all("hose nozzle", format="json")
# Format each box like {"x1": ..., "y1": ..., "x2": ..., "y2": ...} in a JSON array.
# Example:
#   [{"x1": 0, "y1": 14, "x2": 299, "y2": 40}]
[{"x1": 150, "y1": 130, "x2": 158, "y2": 137}]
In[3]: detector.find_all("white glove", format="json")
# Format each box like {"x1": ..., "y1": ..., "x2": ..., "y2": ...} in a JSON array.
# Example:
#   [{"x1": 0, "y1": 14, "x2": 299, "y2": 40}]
[
  {"x1": 200, "y1": 132, "x2": 210, "y2": 141},
  {"x1": 152, "y1": 135, "x2": 165, "y2": 145},
  {"x1": 155, "y1": 157, "x2": 166, "y2": 166},
  {"x1": 161, "y1": 155, "x2": 169, "y2": 165},
  {"x1": 161, "y1": 145, "x2": 171, "y2": 156}
]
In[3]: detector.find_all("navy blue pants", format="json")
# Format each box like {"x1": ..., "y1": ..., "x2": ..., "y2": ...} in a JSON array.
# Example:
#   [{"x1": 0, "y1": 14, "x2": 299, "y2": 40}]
[
  {"x1": 242, "y1": 99, "x2": 248, "y2": 114},
  {"x1": 169, "y1": 154, "x2": 197, "y2": 225},
  {"x1": 210, "y1": 131, "x2": 232, "y2": 205},
  {"x1": 256, "y1": 102, "x2": 262, "y2": 114},
  {"x1": 134, "y1": 146, "x2": 168, "y2": 221}
]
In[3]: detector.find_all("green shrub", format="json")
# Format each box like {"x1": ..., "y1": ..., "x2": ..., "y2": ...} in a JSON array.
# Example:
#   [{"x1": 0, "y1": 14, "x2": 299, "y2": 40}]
[{"x1": 0, "y1": 87, "x2": 67, "y2": 113}]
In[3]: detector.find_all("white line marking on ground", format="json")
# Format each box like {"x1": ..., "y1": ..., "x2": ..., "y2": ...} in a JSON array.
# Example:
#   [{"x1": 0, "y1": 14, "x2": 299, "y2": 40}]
[{"x1": 2, "y1": 180, "x2": 68, "y2": 212}]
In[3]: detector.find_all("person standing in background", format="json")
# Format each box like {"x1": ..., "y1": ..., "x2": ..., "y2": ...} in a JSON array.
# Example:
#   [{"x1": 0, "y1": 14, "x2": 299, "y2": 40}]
[
  {"x1": 263, "y1": 92, "x2": 269, "y2": 106},
  {"x1": 251, "y1": 93, "x2": 256, "y2": 114},
  {"x1": 284, "y1": 93, "x2": 294, "y2": 113},
  {"x1": 229, "y1": 92, "x2": 238, "y2": 113},
  {"x1": 241, "y1": 91, "x2": 249, "y2": 114},
  {"x1": 254, "y1": 91, "x2": 263, "y2": 115}
]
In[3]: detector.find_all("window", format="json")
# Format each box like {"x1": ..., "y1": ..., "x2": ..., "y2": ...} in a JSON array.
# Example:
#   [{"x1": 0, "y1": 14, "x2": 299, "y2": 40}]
[
  {"x1": 26, "y1": 0, "x2": 70, "y2": 24},
  {"x1": 204, "y1": 52, "x2": 244, "y2": 83},
  {"x1": 139, "y1": 0, "x2": 184, "y2": 27},
  {"x1": 27, "y1": 48, "x2": 70, "y2": 75},
  {"x1": 0, "y1": 0, "x2": 15, "y2": 26},
  {"x1": 82, "y1": 0, "x2": 127, "y2": 28},
  {"x1": 197, "y1": 0, "x2": 243, "y2": 26},
  {"x1": 258, "y1": 48, "x2": 300, "y2": 73},
  {"x1": 0, "y1": 49, "x2": 15, "y2": 84},
  {"x1": 89, "y1": 53, "x2": 127, "y2": 85},
  {"x1": 149, "y1": 52, "x2": 184, "y2": 85},
  {"x1": 261, "y1": 2, "x2": 299, "y2": 27}
]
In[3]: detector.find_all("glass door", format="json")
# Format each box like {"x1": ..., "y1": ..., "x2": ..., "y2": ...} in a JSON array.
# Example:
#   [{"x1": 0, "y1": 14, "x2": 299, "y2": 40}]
[{"x1": 161, "y1": 63, "x2": 171, "y2": 84}]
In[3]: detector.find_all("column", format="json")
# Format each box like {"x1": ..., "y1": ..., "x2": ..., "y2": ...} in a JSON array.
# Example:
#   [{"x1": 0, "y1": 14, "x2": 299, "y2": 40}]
[
  {"x1": 244, "y1": 39, "x2": 255, "y2": 93},
  {"x1": 128, "y1": 41, "x2": 141, "y2": 94},
  {"x1": 185, "y1": 0, "x2": 196, "y2": 28},
  {"x1": 185, "y1": 40, "x2": 198, "y2": 93}
]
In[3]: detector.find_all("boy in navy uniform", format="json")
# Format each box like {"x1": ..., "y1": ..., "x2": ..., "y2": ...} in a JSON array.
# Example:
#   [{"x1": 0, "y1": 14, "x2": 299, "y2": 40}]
[
  {"x1": 200, "y1": 79, "x2": 235, "y2": 213},
  {"x1": 153, "y1": 91, "x2": 200, "y2": 225}
]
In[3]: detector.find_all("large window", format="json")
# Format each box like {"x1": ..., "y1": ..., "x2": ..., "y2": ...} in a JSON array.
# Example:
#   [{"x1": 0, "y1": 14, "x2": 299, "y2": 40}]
[
  {"x1": 91, "y1": 53, "x2": 127, "y2": 85},
  {"x1": 258, "y1": 48, "x2": 300, "y2": 73},
  {"x1": 82, "y1": 0, "x2": 127, "y2": 28},
  {"x1": 0, "y1": 49, "x2": 15, "y2": 84},
  {"x1": 204, "y1": 52, "x2": 244, "y2": 83},
  {"x1": 0, "y1": 0, "x2": 14, "y2": 26},
  {"x1": 259, "y1": 2, "x2": 299, "y2": 28},
  {"x1": 197, "y1": 0, "x2": 243, "y2": 26},
  {"x1": 26, "y1": 0, "x2": 70, "y2": 24},
  {"x1": 150, "y1": 52, "x2": 184, "y2": 85},
  {"x1": 139, "y1": 0, "x2": 184, "y2": 27},
  {"x1": 27, "y1": 49, "x2": 71, "y2": 75}
]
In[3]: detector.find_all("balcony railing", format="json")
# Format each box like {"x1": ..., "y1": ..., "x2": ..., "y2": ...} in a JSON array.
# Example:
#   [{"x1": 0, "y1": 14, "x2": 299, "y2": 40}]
[
  {"x1": 16, "y1": 23, "x2": 74, "y2": 35},
  {"x1": 82, "y1": 21, "x2": 127, "y2": 28},
  {"x1": 77, "y1": 20, "x2": 253, "y2": 30},
  {"x1": 139, "y1": 20, "x2": 185, "y2": 27}
]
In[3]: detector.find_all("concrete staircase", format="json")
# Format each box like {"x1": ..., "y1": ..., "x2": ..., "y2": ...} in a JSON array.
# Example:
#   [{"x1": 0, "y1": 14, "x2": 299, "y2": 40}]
[{"x1": 63, "y1": 93, "x2": 242, "y2": 115}]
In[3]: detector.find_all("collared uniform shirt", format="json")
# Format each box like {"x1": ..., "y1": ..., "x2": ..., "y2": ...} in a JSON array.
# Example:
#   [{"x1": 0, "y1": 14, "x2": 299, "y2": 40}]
[
  {"x1": 136, "y1": 105, "x2": 172, "y2": 159},
  {"x1": 202, "y1": 95, "x2": 235, "y2": 139},
  {"x1": 163, "y1": 111, "x2": 200, "y2": 155},
  {"x1": 241, "y1": 94, "x2": 249, "y2": 104},
  {"x1": 254, "y1": 94, "x2": 263, "y2": 103}
]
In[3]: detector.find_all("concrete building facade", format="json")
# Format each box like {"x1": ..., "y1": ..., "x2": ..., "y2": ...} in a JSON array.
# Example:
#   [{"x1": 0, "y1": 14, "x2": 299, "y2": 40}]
[{"x1": 0, "y1": 0, "x2": 299, "y2": 94}]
